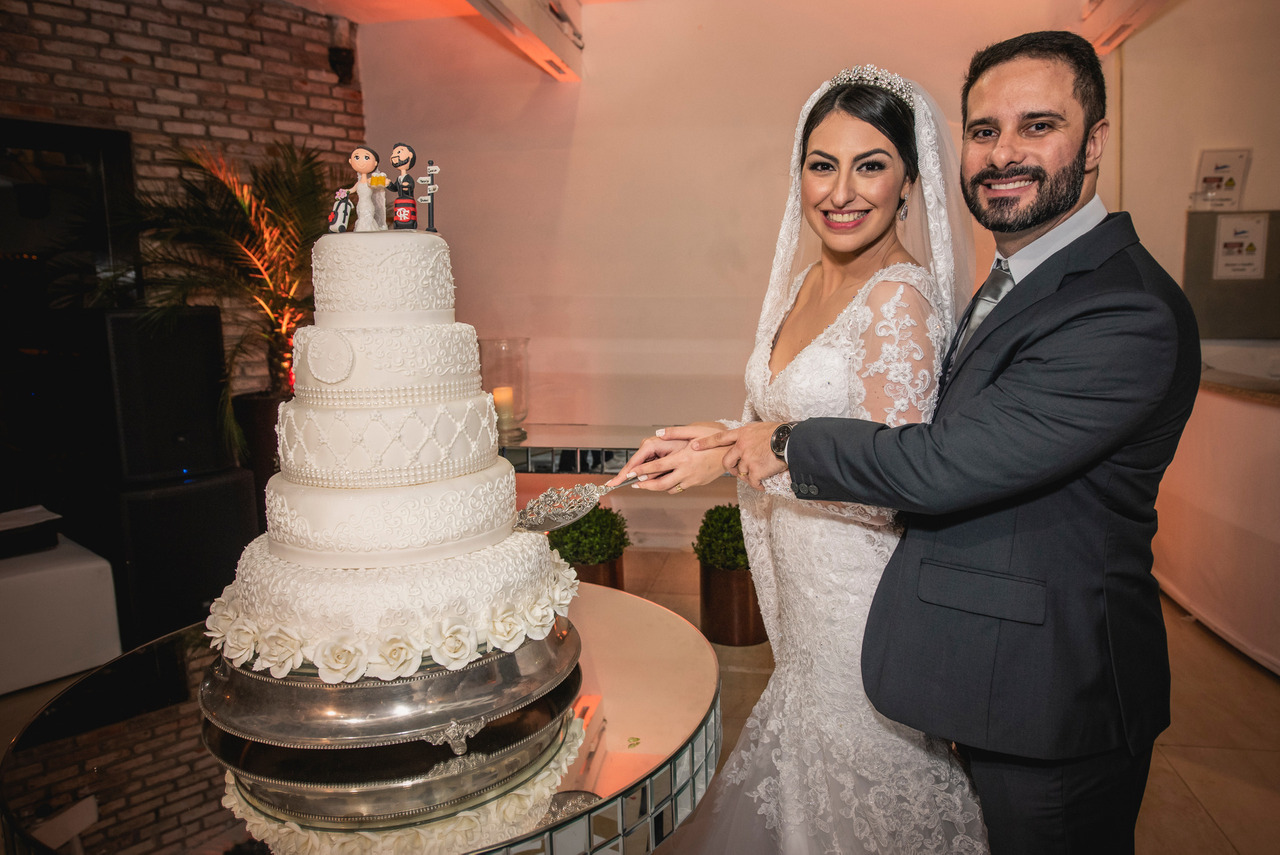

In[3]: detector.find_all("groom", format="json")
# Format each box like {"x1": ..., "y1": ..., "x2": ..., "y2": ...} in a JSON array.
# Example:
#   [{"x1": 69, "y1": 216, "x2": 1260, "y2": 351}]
[{"x1": 697, "y1": 31, "x2": 1199, "y2": 853}]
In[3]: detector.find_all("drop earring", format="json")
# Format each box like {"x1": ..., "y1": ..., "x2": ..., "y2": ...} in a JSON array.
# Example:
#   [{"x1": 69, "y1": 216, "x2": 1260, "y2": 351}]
[{"x1": 897, "y1": 200, "x2": 909, "y2": 221}]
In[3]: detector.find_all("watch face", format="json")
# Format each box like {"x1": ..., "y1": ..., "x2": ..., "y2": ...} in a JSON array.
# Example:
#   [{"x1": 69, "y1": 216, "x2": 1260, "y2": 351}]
[{"x1": 771, "y1": 424, "x2": 791, "y2": 456}]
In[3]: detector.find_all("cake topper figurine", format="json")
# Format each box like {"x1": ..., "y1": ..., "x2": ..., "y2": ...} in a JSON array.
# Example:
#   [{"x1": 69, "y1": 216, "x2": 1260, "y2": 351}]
[
  {"x1": 344, "y1": 145, "x2": 388, "y2": 232},
  {"x1": 416, "y1": 160, "x2": 440, "y2": 233},
  {"x1": 388, "y1": 142, "x2": 418, "y2": 230}
]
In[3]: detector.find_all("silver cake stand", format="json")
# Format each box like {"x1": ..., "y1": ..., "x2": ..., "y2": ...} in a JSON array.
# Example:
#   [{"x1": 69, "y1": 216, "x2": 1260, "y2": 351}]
[{"x1": 199, "y1": 618, "x2": 582, "y2": 827}]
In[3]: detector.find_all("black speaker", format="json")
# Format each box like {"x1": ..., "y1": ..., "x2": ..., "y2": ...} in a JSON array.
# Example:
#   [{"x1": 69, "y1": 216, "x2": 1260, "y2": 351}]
[
  {"x1": 104, "y1": 307, "x2": 232, "y2": 483},
  {"x1": 113, "y1": 467, "x2": 258, "y2": 650},
  {"x1": 10, "y1": 307, "x2": 233, "y2": 502}
]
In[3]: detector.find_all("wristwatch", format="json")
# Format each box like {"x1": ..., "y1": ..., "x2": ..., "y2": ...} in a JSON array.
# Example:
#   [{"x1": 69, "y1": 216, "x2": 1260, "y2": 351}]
[{"x1": 770, "y1": 422, "x2": 799, "y2": 462}]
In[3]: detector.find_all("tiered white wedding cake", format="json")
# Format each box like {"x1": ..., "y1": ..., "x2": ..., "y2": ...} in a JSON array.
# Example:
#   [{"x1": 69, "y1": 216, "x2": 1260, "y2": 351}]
[
  {"x1": 204, "y1": 231, "x2": 577, "y2": 683},
  {"x1": 198, "y1": 230, "x2": 585, "y2": 850}
]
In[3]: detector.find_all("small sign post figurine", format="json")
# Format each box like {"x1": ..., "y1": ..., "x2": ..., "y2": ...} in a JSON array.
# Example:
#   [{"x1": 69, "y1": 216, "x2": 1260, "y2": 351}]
[
  {"x1": 416, "y1": 161, "x2": 440, "y2": 233},
  {"x1": 388, "y1": 142, "x2": 418, "y2": 229}
]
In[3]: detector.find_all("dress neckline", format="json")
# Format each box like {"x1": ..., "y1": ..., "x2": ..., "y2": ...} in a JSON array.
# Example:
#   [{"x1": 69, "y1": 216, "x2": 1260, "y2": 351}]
[{"x1": 766, "y1": 261, "x2": 928, "y2": 385}]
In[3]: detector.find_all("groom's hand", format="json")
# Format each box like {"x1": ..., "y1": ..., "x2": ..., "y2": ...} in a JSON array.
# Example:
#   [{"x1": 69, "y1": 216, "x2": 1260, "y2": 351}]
[{"x1": 692, "y1": 422, "x2": 787, "y2": 490}]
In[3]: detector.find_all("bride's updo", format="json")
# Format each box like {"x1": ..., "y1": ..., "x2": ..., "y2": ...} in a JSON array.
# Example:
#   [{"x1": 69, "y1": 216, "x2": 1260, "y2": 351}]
[{"x1": 800, "y1": 84, "x2": 919, "y2": 187}]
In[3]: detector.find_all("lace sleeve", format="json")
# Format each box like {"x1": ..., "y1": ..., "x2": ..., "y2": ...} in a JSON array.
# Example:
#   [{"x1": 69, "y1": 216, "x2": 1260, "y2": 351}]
[
  {"x1": 788, "y1": 277, "x2": 941, "y2": 525},
  {"x1": 860, "y1": 279, "x2": 941, "y2": 427}
]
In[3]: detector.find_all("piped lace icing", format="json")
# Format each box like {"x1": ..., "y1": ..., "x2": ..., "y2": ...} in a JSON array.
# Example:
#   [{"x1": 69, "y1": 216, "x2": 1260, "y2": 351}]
[
  {"x1": 293, "y1": 323, "x2": 481, "y2": 393},
  {"x1": 264, "y1": 462, "x2": 517, "y2": 563},
  {"x1": 312, "y1": 232, "x2": 455, "y2": 313},
  {"x1": 206, "y1": 533, "x2": 577, "y2": 682}
]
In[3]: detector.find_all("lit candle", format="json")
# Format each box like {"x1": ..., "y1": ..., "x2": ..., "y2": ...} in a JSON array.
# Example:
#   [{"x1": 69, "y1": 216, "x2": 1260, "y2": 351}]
[{"x1": 493, "y1": 386, "x2": 515, "y2": 422}]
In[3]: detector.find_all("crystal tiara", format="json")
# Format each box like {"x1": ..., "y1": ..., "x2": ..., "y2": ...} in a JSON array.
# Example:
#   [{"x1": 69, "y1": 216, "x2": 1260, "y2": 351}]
[{"x1": 830, "y1": 65, "x2": 914, "y2": 109}]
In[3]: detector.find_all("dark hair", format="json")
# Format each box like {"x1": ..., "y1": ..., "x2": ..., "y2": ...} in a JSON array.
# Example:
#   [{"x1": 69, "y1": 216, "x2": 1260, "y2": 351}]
[
  {"x1": 962, "y1": 30, "x2": 1106, "y2": 131},
  {"x1": 800, "y1": 84, "x2": 918, "y2": 184},
  {"x1": 352, "y1": 145, "x2": 380, "y2": 165},
  {"x1": 391, "y1": 142, "x2": 416, "y2": 169}
]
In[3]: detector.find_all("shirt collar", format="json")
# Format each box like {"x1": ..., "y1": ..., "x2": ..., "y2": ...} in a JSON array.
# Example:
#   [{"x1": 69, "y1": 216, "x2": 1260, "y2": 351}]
[{"x1": 997, "y1": 194, "x2": 1108, "y2": 283}]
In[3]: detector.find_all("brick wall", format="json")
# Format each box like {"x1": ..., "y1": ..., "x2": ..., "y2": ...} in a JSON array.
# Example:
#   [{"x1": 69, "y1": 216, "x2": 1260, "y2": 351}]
[
  {"x1": 0, "y1": 0, "x2": 364, "y2": 195},
  {"x1": 0, "y1": 0, "x2": 367, "y2": 392},
  {"x1": 1, "y1": 643, "x2": 245, "y2": 854}
]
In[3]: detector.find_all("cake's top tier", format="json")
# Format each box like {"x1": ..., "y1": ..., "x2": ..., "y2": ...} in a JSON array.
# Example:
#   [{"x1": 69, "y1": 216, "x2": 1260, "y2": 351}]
[{"x1": 312, "y1": 231, "x2": 454, "y2": 324}]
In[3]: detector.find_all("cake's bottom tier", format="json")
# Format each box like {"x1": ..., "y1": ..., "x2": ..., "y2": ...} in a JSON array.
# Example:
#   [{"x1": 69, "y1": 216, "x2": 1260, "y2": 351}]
[
  {"x1": 208, "y1": 666, "x2": 583, "y2": 831},
  {"x1": 206, "y1": 531, "x2": 577, "y2": 683}
]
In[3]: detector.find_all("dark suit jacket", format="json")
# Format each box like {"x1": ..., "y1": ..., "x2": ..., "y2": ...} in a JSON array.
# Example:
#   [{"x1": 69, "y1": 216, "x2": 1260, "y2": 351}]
[{"x1": 787, "y1": 213, "x2": 1200, "y2": 760}]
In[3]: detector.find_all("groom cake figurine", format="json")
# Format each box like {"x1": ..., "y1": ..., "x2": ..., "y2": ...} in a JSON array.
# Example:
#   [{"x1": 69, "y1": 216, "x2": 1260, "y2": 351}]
[{"x1": 697, "y1": 31, "x2": 1200, "y2": 853}]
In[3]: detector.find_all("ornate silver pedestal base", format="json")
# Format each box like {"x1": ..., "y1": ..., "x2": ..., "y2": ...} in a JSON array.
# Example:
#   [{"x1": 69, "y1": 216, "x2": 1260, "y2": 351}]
[
  {"x1": 205, "y1": 668, "x2": 581, "y2": 828},
  {"x1": 199, "y1": 618, "x2": 583, "y2": 829}
]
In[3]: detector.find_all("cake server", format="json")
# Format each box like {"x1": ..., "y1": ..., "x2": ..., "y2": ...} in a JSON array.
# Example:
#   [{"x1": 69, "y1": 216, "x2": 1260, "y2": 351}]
[{"x1": 513, "y1": 475, "x2": 641, "y2": 533}]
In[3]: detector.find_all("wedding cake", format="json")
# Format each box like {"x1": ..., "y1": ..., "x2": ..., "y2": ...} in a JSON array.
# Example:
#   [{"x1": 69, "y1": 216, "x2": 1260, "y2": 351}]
[
  {"x1": 198, "y1": 230, "x2": 584, "y2": 846},
  {"x1": 204, "y1": 230, "x2": 577, "y2": 682}
]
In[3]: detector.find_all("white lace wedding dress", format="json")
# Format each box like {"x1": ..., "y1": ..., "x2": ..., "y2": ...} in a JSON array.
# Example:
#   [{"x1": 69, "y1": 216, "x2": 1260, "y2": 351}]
[{"x1": 664, "y1": 263, "x2": 988, "y2": 854}]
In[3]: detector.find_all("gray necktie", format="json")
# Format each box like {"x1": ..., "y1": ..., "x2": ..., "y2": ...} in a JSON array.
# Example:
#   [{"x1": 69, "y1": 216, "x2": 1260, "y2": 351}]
[{"x1": 956, "y1": 259, "x2": 1015, "y2": 353}]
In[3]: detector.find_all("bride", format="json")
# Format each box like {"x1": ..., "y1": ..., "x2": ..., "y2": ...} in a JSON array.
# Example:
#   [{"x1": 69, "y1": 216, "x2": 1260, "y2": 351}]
[{"x1": 610, "y1": 67, "x2": 988, "y2": 853}]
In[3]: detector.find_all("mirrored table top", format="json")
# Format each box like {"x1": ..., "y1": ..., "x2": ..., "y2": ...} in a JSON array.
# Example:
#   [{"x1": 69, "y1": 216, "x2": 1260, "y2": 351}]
[{"x1": 1, "y1": 584, "x2": 720, "y2": 855}]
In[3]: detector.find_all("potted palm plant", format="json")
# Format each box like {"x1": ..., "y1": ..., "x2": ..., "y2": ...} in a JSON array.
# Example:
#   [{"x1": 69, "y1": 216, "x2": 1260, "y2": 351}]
[
  {"x1": 133, "y1": 145, "x2": 334, "y2": 524},
  {"x1": 694, "y1": 504, "x2": 767, "y2": 645},
  {"x1": 547, "y1": 505, "x2": 630, "y2": 589}
]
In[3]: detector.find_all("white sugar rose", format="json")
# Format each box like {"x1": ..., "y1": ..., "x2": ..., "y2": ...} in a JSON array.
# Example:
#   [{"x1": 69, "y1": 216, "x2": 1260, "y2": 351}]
[
  {"x1": 273, "y1": 821, "x2": 323, "y2": 855},
  {"x1": 437, "y1": 810, "x2": 483, "y2": 847},
  {"x1": 204, "y1": 595, "x2": 238, "y2": 649},
  {"x1": 222, "y1": 617, "x2": 258, "y2": 668},
  {"x1": 332, "y1": 832, "x2": 378, "y2": 854},
  {"x1": 550, "y1": 567, "x2": 579, "y2": 616},
  {"x1": 312, "y1": 635, "x2": 369, "y2": 684},
  {"x1": 521, "y1": 597, "x2": 558, "y2": 641},
  {"x1": 243, "y1": 815, "x2": 273, "y2": 844},
  {"x1": 428, "y1": 622, "x2": 478, "y2": 671},
  {"x1": 252, "y1": 624, "x2": 305, "y2": 678},
  {"x1": 365, "y1": 633, "x2": 423, "y2": 681},
  {"x1": 486, "y1": 605, "x2": 527, "y2": 653},
  {"x1": 392, "y1": 828, "x2": 433, "y2": 855},
  {"x1": 496, "y1": 786, "x2": 539, "y2": 824}
]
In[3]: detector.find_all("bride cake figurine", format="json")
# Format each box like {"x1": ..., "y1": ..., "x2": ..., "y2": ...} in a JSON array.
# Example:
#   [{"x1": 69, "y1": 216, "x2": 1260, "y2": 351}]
[
  {"x1": 610, "y1": 66, "x2": 989, "y2": 853},
  {"x1": 345, "y1": 144, "x2": 387, "y2": 232}
]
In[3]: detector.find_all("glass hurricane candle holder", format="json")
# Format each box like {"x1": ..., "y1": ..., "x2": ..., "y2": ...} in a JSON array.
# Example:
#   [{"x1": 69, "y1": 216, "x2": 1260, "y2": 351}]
[{"x1": 479, "y1": 337, "x2": 529, "y2": 445}]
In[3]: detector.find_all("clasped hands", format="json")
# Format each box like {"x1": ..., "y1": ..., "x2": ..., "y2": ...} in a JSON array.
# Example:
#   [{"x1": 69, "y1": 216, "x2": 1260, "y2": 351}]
[{"x1": 605, "y1": 421, "x2": 789, "y2": 494}]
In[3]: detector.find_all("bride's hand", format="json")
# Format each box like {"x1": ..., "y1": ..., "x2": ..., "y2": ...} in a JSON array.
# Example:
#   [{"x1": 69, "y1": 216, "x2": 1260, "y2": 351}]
[
  {"x1": 605, "y1": 435, "x2": 689, "y2": 487},
  {"x1": 606, "y1": 423, "x2": 727, "y2": 494},
  {"x1": 622, "y1": 443, "x2": 729, "y2": 494}
]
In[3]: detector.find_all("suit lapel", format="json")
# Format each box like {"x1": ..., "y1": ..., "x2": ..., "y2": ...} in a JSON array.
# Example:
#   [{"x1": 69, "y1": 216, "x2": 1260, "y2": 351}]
[{"x1": 939, "y1": 214, "x2": 1142, "y2": 401}]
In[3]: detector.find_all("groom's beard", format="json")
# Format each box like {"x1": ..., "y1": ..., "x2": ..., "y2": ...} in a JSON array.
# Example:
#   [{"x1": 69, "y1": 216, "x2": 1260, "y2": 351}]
[{"x1": 963, "y1": 142, "x2": 1087, "y2": 234}]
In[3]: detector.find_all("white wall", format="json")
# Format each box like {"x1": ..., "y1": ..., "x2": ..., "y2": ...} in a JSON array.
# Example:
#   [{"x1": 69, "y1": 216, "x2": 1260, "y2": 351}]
[
  {"x1": 1120, "y1": 0, "x2": 1280, "y2": 377},
  {"x1": 357, "y1": 0, "x2": 1106, "y2": 427}
]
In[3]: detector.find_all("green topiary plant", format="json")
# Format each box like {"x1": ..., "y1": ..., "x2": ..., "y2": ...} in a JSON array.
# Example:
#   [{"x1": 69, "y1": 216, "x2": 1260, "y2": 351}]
[
  {"x1": 547, "y1": 505, "x2": 631, "y2": 565},
  {"x1": 693, "y1": 504, "x2": 750, "y2": 571}
]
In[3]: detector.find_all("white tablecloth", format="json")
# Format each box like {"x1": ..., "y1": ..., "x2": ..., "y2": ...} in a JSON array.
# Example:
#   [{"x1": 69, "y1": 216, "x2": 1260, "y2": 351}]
[
  {"x1": 0, "y1": 535, "x2": 122, "y2": 694},
  {"x1": 1153, "y1": 381, "x2": 1280, "y2": 675}
]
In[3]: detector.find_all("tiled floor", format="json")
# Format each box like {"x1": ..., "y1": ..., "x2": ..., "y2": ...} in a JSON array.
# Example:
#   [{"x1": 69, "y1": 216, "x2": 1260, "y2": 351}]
[{"x1": 3, "y1": 547, "x2": 1277, "y2": 854}]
